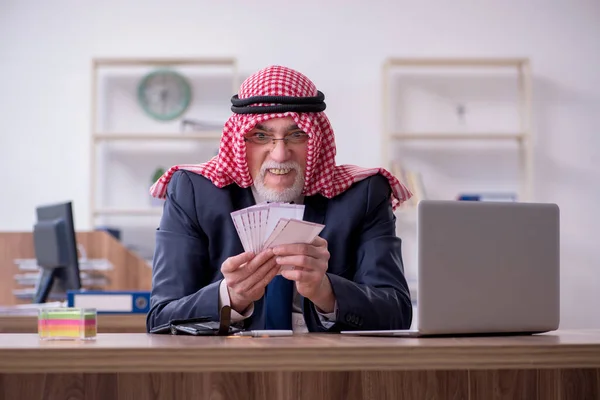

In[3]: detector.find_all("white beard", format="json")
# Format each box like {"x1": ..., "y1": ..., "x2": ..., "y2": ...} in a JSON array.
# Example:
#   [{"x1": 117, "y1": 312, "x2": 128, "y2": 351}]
[{"x1": 253, "y1": 161, "x2": 304, "y2": 203}]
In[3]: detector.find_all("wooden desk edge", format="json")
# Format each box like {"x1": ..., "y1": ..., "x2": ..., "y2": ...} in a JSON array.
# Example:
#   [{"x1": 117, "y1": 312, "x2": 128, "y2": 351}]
[{"x1": 1, "y1": 344, "x2": 600, "y2": 373}]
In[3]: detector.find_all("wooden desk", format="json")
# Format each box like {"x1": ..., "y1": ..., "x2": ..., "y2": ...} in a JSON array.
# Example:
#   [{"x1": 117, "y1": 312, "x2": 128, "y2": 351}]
[
  {"x1": 1, "y1": 330, "x2": 599, "y2": 399},
  {"x1": 0, "y1": 314, "x2": 147, "y2": 333}
]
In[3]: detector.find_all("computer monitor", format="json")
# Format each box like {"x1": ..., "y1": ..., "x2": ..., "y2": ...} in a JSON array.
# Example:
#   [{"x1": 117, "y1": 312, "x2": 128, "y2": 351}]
[{"x1": 32, "y1": 201, "x2": 81, "y2": 303}]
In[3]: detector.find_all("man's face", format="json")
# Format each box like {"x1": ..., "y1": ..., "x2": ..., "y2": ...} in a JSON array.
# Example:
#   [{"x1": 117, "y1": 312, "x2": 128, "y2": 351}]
[{"x1": 245, "y1": 117, "x2": 308, "y2": 202}]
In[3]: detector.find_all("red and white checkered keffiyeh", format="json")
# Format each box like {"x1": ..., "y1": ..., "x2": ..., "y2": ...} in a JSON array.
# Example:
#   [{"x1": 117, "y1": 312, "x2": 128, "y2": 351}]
[{"x1": 150, "y1": 66, "x2": 412, "y2": 210}]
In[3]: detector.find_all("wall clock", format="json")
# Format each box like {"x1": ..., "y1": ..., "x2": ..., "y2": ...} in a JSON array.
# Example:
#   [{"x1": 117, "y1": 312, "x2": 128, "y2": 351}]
[{"x1": 137, "y1": 69, "x2": 192, "y2": 121}]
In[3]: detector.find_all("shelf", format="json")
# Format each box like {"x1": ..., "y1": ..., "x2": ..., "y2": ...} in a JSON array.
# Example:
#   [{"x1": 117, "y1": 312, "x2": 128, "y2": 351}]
[
  {"x1": 390, "y1": 133, "x2": 526, "y2": 141},
  {"x1": 93, "y1": 208, "x2": 163, "y2": 217},
  {"x1": 385, "y1": 58, "x2": 528, "y2": 68},
  {"x1": 93, "y1": 133, "x2": 222, "y2": 142},
  {"x1": 89, "y1": 56, "x2": 240, "y2": 254},
  {"x1": 93, "y1": 57, "x2": 237, "y2": 67}
]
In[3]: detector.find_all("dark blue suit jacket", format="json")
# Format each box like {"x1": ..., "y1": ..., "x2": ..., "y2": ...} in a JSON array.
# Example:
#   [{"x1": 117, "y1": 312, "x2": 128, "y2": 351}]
[{"x1": 146, "y1": 170, "x2": 412, "y2": 332}]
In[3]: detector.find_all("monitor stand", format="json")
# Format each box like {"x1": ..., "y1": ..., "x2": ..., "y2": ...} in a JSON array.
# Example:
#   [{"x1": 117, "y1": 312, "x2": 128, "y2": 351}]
[{"x1": 33, "y1": 267, "x2": 59, "y2": 304}]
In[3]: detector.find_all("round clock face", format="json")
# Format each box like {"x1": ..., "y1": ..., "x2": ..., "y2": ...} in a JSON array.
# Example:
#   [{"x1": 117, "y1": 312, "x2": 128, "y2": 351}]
[{"x1": 137, "y1": 69, "x2": 192, "y2": 121}]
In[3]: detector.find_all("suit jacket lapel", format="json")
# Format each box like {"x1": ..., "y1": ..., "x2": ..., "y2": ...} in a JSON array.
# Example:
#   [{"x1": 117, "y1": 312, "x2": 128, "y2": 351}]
[
  {"x1": 233, "y1": 186, "x2": 256, "y2": 210},
  {"x1": 229, "y1": 186, "x2": 255, "y2": 255},
  {"x1": 302, "y1": 194, "x2": 328, "y2": 225}
]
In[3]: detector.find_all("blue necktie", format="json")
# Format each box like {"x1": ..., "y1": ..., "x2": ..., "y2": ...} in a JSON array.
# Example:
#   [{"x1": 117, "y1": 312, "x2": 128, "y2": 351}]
[{"x1": 264, "y1": 275, "x2": 293, "y2": 329}]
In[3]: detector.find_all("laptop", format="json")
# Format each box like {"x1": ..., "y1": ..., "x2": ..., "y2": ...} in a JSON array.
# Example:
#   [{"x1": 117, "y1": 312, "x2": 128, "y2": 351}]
[{"x1": 341, "y1": 200, "x2": 560, "y2": 337}]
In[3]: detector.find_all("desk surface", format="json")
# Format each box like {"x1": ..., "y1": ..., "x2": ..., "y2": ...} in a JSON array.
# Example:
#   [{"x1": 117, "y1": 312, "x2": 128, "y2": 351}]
[{"x1": 1, "y1": 330, "x2": 600, "y2": 373}]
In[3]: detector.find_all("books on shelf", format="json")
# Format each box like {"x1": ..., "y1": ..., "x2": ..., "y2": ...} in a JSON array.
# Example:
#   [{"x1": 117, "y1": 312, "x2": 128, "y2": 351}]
[
  {"x1": 391, "y1": 161, "x2": 426, "y2": 208},
  {"x1": 456, "y1": 193, "x2": 517, "y2": 202},
  {"x1": 180, "y1": 118, "x2": 225, "y2": 133},
  {"x1": 390, "y1": 161, "x2": 518, "y2": 207}
]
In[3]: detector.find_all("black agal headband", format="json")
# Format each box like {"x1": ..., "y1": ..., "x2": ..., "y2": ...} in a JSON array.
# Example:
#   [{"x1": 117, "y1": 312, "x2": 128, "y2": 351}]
[{"x1": 230, "y1": 91, "x2": 326, "y2": 114}]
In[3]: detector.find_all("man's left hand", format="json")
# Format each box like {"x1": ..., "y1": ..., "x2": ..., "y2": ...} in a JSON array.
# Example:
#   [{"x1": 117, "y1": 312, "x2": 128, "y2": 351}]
[{"x1": 272, "y1": 236, "x2": 336, "y2": 313}]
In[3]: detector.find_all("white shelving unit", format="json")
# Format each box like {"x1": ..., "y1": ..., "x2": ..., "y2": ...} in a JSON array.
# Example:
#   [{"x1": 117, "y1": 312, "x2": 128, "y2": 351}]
[
  {"x1": 382, "y1": 57, "x2": 534, "y2": 203},
  {"x1": 381, "y1": 58, "x2": 533, "y2": 303},
  {"x1": 88, "y1": 57, "x2": 239, "y2": 259},
  {"x1": 89, "y1": 57, "x2": 239, "y2": 227}
]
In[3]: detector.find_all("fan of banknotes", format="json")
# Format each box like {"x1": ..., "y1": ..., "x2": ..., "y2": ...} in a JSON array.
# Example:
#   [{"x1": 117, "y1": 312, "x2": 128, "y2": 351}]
[{"x1": 230, "y1": 203, "x2": 324, "y2": 254}]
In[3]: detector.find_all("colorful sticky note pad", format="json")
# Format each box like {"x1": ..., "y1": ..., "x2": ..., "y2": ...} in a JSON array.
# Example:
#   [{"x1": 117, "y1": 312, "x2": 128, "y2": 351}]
[{"x1": 38, "y1": 308, "x2": 97, "y2": 340}]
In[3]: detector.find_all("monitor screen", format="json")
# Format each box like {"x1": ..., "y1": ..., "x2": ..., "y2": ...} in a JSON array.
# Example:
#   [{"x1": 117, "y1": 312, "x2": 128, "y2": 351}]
[{"x1": 32, "y1": 201, "x2": 81, "y2": 303}]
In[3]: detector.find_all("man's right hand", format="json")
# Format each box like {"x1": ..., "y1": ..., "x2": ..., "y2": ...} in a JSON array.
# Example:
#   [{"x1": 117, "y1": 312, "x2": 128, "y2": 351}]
[{"x1": 221, "y1": 249, "x2": 280, "y2": 314}]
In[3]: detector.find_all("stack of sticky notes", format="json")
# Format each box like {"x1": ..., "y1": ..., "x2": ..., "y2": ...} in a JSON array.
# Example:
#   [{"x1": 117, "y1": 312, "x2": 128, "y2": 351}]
[
  {"x1": 230, "y1": 203, "x2": 324, "y2": 254},
  {"x1": 38, "y1": 308, "x2": 97, "y2": 340}
]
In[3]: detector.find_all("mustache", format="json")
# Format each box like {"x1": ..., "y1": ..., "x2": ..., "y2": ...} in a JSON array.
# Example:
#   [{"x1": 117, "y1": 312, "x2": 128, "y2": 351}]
[{"x1": 259, "y1": 161, "x2": 302, "y2": 174}]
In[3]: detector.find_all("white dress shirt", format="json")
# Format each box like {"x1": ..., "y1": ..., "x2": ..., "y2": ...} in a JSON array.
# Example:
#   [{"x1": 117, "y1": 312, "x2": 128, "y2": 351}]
[{"x1": 218, "y1": 188, "x2": 337, "y2": 332}]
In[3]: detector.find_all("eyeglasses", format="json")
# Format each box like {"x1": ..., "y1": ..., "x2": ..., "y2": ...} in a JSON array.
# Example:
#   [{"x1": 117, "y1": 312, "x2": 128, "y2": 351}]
[{"x1": 244, "y1": 132, "x2": 309, "y2": 146}]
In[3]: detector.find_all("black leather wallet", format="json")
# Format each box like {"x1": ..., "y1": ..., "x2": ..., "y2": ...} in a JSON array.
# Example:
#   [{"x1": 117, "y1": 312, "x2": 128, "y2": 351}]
[{"x1": 149, "y1": 305, "x2": 241, "y2": 336}]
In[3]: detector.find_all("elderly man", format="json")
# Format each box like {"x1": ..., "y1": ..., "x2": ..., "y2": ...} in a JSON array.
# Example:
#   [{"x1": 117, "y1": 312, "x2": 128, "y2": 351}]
[{"x1": 146, "y1": 66, "x2": 413, "y2": 333}]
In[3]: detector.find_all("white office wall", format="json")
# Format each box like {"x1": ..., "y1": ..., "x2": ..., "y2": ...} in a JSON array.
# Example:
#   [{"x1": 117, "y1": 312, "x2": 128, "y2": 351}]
[{"x1": 1, "y1": 0, "x2": 599, "y2": 328}]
